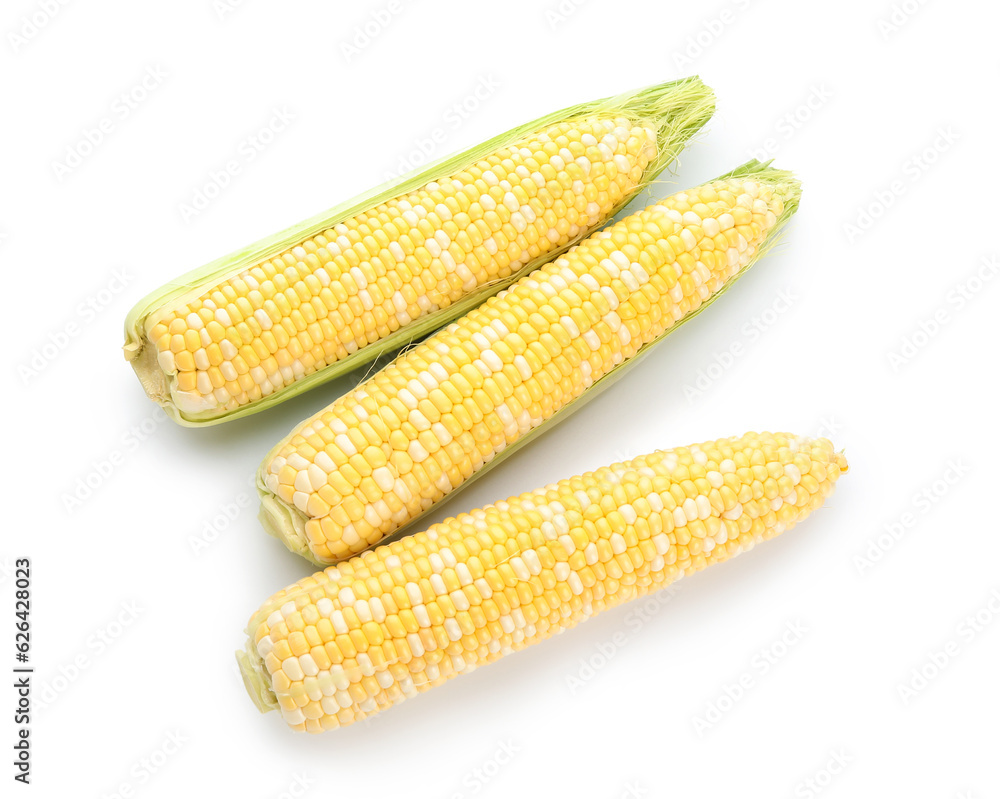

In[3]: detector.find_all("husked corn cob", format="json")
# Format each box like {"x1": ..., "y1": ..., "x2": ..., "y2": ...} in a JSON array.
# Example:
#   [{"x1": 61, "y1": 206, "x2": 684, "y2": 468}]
[
  {"x1": 239, "y1": 432, "x2": 848, "y2": 733},
  {"x1": 124, "y1": 78, "x2": 715, "y2": 425},
  {"x1": 259, "y1": 161, "x2": 802, "y2": 565}
]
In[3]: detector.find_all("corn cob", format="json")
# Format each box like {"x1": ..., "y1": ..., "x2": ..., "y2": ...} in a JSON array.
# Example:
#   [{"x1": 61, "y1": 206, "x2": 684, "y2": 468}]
[
  {"x1": 259, "y1": 161, "x2": 802, "y2": 565},
  {"x1": 123, "y1": 78, "x2": 714, "y2": 425},
  {"x1": 239, "y1": 431, "x2": 848, "y2": 733}
]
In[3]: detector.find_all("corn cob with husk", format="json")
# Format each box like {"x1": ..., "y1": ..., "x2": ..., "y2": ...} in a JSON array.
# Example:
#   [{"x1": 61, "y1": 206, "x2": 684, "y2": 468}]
[
  {"x1": 239, "y1": 431, "x2": 847, "y2": 733},
  {"x1": 258, "y1": 160, "x2": 802, "y2": 565},
  {"x1": 123, "y1": 77, "x2": 714, "y2": 425}
]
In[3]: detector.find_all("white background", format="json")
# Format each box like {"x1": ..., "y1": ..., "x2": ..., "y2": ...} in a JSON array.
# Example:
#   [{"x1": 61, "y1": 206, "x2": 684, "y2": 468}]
[{"x1": 3, "y1": 0, "x2": 999, "y2": 796}]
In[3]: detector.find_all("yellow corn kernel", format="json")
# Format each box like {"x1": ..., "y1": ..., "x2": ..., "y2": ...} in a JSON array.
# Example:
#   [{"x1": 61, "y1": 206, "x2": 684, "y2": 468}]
[
  {"x1": 238, "y1": 431, "x2": 847, "y2": 732},
  {"x1": 261, "y1": 166, "x2": 800, "y2": 565},
  {"x1": 127, "y1": 79, "x2": 719, "y2": 425}
]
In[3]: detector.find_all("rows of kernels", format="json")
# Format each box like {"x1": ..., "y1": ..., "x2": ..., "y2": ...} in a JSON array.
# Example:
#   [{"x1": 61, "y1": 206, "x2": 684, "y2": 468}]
[
  {"x1": 145, "y1": 117, "x2": 658, "y2": 415},
  {"x1": 248, "y1": 433, "x2": 846, "y2": 732},
  {"x1": 263, "y1": 175, "x2": 793, "y2": 563}
]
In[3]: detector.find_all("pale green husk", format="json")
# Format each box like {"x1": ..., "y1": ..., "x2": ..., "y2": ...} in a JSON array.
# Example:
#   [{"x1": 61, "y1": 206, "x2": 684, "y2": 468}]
[
  {"x1": 236, "y1": 641, "x2": 278, "y2": 713},
  {"x1": 257, "y1": 160, "x2": 802, "y2": 568},
  {"x1": 124, "y1": 77, "x2": 715, "y2": 426}
]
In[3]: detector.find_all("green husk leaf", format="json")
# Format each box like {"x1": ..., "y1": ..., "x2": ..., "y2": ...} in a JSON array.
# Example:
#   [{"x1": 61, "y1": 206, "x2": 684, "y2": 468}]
[
  {"x1": 257, "y1": 160, "x2": 802, "y2": 567},
  {"x1": 235, "y1": 640, "x2": 278, "y2": 713},
  {"x1": 124, "y1": 77, "x2": 715, "y2": 426}
]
